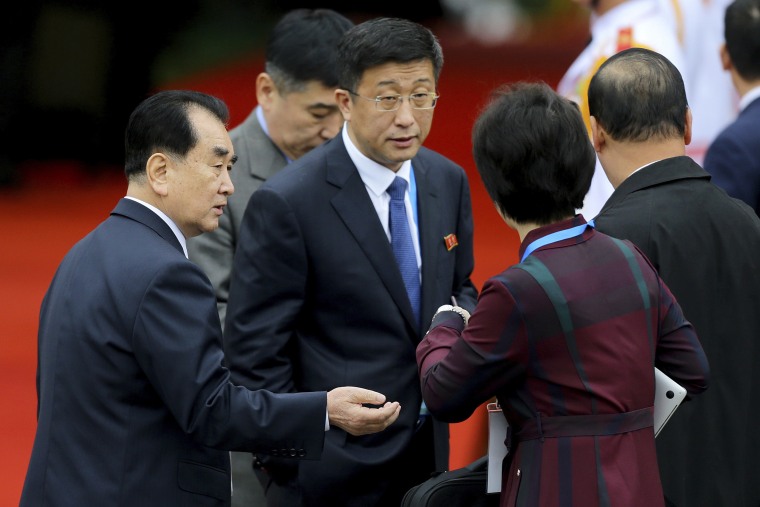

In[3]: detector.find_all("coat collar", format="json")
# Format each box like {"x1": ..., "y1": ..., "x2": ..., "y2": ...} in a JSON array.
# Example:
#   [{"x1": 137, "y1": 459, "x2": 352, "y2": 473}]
[
  {"x1": 600, "y1": 156, "x2": 710, "y2": 215},
  {"x1": 111, "y1": 198, "x2": 185, "y2": 256}
]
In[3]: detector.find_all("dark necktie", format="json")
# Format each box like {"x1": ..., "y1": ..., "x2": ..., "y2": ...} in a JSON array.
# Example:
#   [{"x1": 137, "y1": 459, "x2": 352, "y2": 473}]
[{"x1": 387, "y1": 176, "x2": 421, "y2": 327}]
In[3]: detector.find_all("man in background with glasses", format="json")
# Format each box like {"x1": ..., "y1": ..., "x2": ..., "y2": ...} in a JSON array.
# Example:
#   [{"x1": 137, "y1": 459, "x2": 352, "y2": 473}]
[{"x1": 224, "y1": 17, "x2": 478, "y2": 507}]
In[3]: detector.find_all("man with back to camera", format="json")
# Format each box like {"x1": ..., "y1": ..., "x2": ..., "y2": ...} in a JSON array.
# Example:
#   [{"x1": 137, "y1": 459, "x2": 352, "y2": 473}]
[
  {"x1": 20, "y1": 89, "x2": 400, "y2": 507},
  {"x1": 186, "y1": 9, "x2": 354, "y2": 504},
  {"x1": 703, "y1": 0, "x2": 760, "y2": 216},
  {"x1": 224, "y1": 17, "x2": 478, "y2": 507},
  {"x1": 589, "y1": 47, "x2": 760, "y2": 507}
]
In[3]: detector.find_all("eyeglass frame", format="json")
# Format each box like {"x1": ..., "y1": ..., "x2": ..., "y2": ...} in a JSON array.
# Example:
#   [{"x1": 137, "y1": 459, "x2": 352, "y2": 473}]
[{"x1": 346, "y1": 90, "x2": 440, "y2": 111}]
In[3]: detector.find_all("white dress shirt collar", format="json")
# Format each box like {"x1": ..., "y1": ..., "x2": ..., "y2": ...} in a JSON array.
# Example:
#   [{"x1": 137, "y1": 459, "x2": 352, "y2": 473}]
[
  {"x1": 124, "y1": 196, "x2": 188, "y2": 258},
  {"x1": 341, "y1": 123, "x2": 412, "y2": 194},
  {"x1": 739, "y1": 85, "x2": 760, "y2": 112}
]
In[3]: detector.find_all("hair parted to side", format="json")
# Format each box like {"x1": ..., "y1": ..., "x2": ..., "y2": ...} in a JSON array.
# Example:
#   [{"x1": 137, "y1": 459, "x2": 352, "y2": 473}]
[
  {"x1": 472, "y1": 82, "x2": 596, "y2": 225},
  {"x1": 336, "y1": 17, "x2": 444, "y2": 93},
  {"x1": 588, "y1": 47, "x2": 688, "y2": 143},
  {"x1": 124, "y1": 90, "x2": 229, "y2": 180},
  {"x1": 725, "y1": 0, "x2": 760, "y2": 81},
  {"x1": 265, "y1": 9, "x2": 354, "y2": 94}
]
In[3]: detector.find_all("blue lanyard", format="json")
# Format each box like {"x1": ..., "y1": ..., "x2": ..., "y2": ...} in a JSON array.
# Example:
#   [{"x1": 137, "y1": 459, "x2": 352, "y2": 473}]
[
  {"x1": 520, "y1": 220, "x2": 594, "y2": 263},
  {"x1": 409, "y1": 163, "x2": 418, "y2": 226}
]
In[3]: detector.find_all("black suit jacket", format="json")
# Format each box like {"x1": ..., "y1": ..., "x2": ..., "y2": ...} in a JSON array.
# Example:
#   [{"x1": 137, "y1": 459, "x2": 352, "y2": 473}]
[
  {"x1": 704, "y1": 96, "x2": 760, "y2": 216},
  {"x1": 594, "y1": 156, "x2": 760, "y2": 507},
  {"x1": 225, "y1": 133, "x2": 478, "y2": 505},
  {"x1": 21, "y1": 199, "x2": 327, "y2": 507}
]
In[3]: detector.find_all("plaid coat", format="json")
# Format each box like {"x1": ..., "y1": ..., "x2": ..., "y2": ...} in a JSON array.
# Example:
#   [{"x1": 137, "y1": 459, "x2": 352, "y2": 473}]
[{"x1": 417, "y1": 216, "x2": 709, "y2": 507}]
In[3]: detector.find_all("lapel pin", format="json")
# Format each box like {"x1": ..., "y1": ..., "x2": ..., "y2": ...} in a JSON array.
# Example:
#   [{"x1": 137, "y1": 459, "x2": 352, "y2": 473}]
[{"x1": 444, "y1": 233, "x2": 458, "y2": 251}]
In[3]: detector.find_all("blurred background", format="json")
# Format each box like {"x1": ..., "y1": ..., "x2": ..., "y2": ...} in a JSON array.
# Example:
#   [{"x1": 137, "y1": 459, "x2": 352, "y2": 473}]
[{"x1": 0, "y1": 1, "x2": 588, "y2": 503}]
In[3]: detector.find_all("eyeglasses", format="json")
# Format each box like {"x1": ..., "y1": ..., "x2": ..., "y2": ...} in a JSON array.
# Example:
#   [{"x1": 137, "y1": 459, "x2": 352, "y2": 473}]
[{"x1": 347, "y1": 91, "x2": 439, "y2": 111}]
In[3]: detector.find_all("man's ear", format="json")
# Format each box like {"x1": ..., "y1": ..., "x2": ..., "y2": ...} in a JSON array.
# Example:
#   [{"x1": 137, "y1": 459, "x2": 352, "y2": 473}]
[
  {"x1": 335, "y1": 89, "x2": 352, "y2": 122},
  {"x1": 719, "y1": 43, "x2": 732, "y2": 72},
  {"x1": 256, "y1": 72, "x2": 277, "y2": 111},
  {"x1": 589, "y1": 116, "x2": 605, "y2": 153},
  {"x1": 684, "y1": 106, "x2": 693, "y2": 146},
  {"x1": 146, "y1": 152, "x2": 170, "y2": 196}
]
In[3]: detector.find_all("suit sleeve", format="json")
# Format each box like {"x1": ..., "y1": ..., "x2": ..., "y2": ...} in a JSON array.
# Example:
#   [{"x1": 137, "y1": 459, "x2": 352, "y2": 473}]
[
  {"x1": 704, "y1": 132, "x2": 760, "y2": 208},
  {"x1": 132, "y1": 259, "x2": 325, "y2": 456},
  {"x1": 224, "y1": 186, "x2": 306, "y2": 392},
  {"x1": 417, "y1": 277, "x2": 528, "y2": 422},
  {"x1": 648, "y1": 261, "x2": 710, "y2": 396}
]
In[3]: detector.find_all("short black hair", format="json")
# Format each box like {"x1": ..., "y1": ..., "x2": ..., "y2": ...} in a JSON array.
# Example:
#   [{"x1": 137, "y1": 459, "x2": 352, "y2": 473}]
[
  {"x1": 336, "y1": 17, "x2": 443, "y2": 93},
  {"x1": 265, "y1": 9, "x2": 354, "y2": 93},
  {"x1": 588, "y1": 47, "x2": 688, "y2": 142},
  {"x1": 725, "y1": 0, "x2": 760, "y2": 81},
  {"x1": 472, "y1": 82, "x2": 595, "y2": 224},
  {"x1": 124, "y1": 90, "x2": 229, "y2": 179}
]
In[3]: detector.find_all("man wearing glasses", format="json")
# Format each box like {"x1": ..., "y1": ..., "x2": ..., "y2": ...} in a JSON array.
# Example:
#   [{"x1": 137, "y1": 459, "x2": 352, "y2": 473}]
[{"x1": 224, "y1": 17, "x2": 478, "y2": 507}]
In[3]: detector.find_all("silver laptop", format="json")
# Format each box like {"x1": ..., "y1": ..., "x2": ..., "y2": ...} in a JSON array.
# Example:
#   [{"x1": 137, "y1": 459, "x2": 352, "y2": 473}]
[{"x1": 653, "y1": 367, "x2": 687, "y2": 437}]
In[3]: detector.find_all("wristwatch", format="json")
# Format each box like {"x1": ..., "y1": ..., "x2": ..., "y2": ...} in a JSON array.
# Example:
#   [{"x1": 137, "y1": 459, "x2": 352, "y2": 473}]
[{"x1": 434, "y1": 304, "x2": 471, "y2": 325}]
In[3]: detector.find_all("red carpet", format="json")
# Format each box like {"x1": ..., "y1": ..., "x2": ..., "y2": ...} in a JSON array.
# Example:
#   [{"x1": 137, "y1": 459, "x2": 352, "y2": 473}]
[{"x1": 0, "y1": 19, "x2": 585, "y2": 504}]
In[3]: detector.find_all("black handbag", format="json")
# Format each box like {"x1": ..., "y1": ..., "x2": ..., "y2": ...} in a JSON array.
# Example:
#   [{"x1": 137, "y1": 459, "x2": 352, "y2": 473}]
[{"x1": 400, "y1": 456, "x2": 500, "y2": 507}]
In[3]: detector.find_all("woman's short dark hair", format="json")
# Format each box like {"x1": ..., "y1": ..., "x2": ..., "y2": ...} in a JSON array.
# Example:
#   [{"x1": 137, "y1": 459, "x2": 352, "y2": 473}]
[
  {"x1": 472, "y1": 82, "x2": 595, "y2": 224},
  {"x1": 124, "y1": 90, "x2": 229, "y2": 180}
]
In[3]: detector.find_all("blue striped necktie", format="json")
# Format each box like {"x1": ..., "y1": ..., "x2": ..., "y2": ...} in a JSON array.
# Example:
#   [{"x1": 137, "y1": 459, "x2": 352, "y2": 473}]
[{"x1": 387, "y1": 177, "x2": 421, "y2": 327}]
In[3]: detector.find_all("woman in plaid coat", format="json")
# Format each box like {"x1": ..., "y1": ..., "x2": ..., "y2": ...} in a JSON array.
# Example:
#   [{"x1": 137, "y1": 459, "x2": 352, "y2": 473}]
[{"x1": 416, "y1": 82, "x2": 709, "y2": 507}]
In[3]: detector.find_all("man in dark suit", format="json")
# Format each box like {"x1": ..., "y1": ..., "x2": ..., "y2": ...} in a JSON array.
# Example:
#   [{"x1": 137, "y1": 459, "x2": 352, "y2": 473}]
[
  {"x1": 186, "y1": 10, "x2": 353, "y2": 505},
  {"x1": 20, "y1": 90, "x2": 400, "y2": 507},
  {"x1": 224, "y1": 18, "x2": 478, "y2": 507},
  {"x1": 589, "y1": 48, "x2": 760, "y2": 506},
  {"x1": 703, "y1": 0, "x2": 760, "y2": 216}
]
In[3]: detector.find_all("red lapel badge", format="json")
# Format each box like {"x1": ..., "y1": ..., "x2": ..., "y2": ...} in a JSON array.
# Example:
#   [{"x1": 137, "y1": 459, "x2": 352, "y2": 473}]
[{"x1": 444, "y1": 233, "x2": 458, "y2": 251}]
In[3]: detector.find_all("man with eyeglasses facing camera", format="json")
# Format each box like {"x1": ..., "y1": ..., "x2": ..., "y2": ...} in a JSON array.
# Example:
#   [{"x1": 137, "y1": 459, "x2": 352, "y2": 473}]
[{"x1": 223, "y1": 16, "x2": 478, "y2": 507}]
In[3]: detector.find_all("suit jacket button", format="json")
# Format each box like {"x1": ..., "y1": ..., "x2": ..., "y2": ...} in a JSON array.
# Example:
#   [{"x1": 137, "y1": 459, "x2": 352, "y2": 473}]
[
  {"x1": 298, "y1": 450, "x2": 306, "y2": 457},
  {"x1": 289, "y1": 448, "x2": 298, "y2": 457}
]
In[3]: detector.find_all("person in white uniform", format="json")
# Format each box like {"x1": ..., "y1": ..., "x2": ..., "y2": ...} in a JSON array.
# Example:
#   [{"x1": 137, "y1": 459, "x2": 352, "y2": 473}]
[{"x1": 558, "y1": 0, "x2": 688, "y2": 219}]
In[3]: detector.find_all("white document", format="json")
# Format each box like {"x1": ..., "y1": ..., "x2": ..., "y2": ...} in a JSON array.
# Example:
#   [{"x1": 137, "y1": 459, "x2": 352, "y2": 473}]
[{"x1": 486, "y1": 402, "x2": 508, "y2": 494}]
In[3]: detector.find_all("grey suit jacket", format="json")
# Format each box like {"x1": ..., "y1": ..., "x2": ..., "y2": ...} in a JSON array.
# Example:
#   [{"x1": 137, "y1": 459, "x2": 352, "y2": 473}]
[
  {"x1": 188, "y1": 109, "x2": 288, "y2": 324},
  {"x1": 21, "y1": 198, "x2": 327, "y2": 507}
]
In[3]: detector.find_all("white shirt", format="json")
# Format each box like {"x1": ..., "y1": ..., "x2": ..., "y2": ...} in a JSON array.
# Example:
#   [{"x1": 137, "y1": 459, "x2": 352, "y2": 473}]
[
  {"x1": 739, "y1": 85, "x2": 760, "y2": 112},
  {"x1": 341, "y1": 125, "x2": 422, "y2": 276}
]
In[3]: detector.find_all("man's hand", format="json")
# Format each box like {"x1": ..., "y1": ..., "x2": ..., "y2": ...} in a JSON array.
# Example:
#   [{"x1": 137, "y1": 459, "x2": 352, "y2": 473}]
[{"x1": 326, "y1": 387, "x2": 401, "y2": 436}]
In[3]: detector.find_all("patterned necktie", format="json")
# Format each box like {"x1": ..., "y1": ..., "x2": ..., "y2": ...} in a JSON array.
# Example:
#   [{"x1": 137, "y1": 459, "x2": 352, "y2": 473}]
[{"x1": 387, "y1": 176, "x2": 421, "y2": 327}]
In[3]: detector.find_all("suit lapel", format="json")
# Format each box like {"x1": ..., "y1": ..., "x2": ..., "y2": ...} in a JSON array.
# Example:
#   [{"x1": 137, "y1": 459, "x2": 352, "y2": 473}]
[
  {"x1": 327, "y1": 136, "x2": 419, "y2": 333},
  {"x1": 238, "y1": 111, "x2": 287, "y2": 181},
  {"x1": 414, "y1": 156, "x2": 441, "y2": 339}
]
